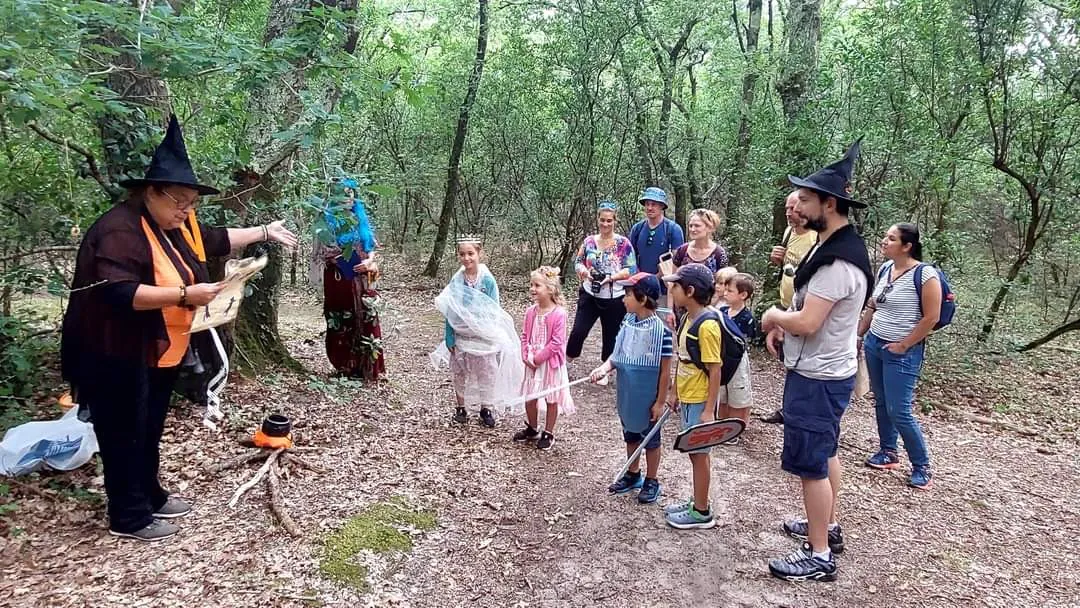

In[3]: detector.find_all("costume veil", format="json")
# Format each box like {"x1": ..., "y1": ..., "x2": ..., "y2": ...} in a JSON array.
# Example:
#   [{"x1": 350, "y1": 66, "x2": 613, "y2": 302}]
[{"x1": 429, "y1": 264, "x2": 524, "y2": 414}]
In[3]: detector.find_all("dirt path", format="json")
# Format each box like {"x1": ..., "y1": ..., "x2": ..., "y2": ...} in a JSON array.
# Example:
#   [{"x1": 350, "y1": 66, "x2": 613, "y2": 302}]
[{"x1": 1, "y1": 276, "x2": 1078, "y2": 608}]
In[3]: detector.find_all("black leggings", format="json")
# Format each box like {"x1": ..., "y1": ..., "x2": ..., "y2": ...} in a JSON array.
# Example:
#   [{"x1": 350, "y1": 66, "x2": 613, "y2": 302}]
[{"x1": 567, "y1": 287, "x2": 626, "y2": 362}]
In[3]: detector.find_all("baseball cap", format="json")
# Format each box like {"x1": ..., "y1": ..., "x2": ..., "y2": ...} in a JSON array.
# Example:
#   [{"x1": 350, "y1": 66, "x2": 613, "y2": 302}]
[
  {"x1": 616, "y1": 272, "x2": 661, "y2": 301},
  {"x1": 638, "y1": 187, "x2": 668, "y2": 208},
  {"x1": 661, "y1": 263, "x2": 714, "y2": 293}
]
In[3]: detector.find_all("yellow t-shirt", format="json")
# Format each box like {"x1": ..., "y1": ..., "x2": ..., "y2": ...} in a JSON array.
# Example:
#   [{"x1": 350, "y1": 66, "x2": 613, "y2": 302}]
[
  {"x1": 675, "y1": 315, "x2": 723, "y2": 403},
  {"x1": 779, "y1": 229, "x2": 819, "y2": 309}
]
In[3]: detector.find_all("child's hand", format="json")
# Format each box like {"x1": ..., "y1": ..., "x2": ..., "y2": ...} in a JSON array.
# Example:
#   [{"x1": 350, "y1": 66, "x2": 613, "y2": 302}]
[
  {"x1": 699, "y1": 409, "x2": 715, "y2": 425},
  {"x1": 589, "y1": 367, "x2": 607, "y2": 382},
  {"x1": 650, "y1": 401, "x2": 664, "y2": 421}
]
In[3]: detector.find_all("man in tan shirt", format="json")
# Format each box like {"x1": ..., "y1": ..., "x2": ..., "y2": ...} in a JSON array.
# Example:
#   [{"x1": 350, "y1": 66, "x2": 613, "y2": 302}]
[{"x1": 762, "y1": 191, "x2": 818, "y2": 424}]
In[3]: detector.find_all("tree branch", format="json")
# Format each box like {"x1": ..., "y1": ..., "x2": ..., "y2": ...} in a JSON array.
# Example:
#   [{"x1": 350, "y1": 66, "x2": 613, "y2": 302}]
[
  {"x1": 0, "y1": 246, "x2": 78, "y2": 264},
  {"x1": 26, "y1": 122, "x2": 111, "y2": 193}
]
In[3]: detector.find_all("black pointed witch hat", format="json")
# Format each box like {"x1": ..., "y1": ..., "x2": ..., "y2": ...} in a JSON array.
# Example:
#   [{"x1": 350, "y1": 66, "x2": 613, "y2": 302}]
[
  {"x1": 788, "y1": 138, "x2": 864, "y2": 208},
  {"x1": 119, "y1": 115, "x2": 220, "y2": 195}
]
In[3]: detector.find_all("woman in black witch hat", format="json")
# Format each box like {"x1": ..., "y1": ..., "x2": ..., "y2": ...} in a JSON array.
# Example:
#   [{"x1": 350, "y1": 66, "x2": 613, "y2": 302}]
[{"x1": 61, "y1": 115, "x2": 297, "y2": 542}]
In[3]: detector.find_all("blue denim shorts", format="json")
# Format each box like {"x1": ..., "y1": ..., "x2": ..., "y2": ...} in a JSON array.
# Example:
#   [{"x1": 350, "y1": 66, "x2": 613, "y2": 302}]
[
  {"x1": 622, "y1": 423, "x2": 661, "y2": 450},
  {"x1": 679, "y1": 401, "x2": 714, "y2": 454},
  {"x1": 781, "y1": 371, "x2": 855, "y2": 480}
]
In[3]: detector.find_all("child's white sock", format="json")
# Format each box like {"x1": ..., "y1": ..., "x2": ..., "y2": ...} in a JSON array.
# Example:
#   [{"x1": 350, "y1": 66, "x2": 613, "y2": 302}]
[
  {"x1": 811, "y1": 547, "x2": 831, "y2": 561},
  {"x1": 828, "y1": 522, "x2": 839, "y2": 530}
]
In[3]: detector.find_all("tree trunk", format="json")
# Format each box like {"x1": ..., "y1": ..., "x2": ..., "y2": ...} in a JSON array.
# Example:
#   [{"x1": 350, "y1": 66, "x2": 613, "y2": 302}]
[
  {"x1": 424, "y1": 0, "x2": 489, "y2": 278},
  {"x1": 91, "y1": 1, "x2": 175, "y2": 202},
  {"x1": 772, "y1": 0, "x2": 821, "y2": 242},
  {"x1": 233, "y1": 0, "x2": 360, "y2": 369},
  {"x1": 727, "y1": 0, "x2": 763, "y2": 237}
]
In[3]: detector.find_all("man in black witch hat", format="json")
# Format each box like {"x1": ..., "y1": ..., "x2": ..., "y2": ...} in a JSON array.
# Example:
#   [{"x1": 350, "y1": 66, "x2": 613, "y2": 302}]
[
  {"x1": 62, "y1": 115, "x2": 297, "y2": 541},
  {"x1": 760, "y1": 140, "x2": 874, "y2": 581}
]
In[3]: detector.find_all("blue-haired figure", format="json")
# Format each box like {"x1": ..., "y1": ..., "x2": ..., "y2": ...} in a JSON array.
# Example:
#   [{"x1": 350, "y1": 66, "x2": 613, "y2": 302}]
[{"x1": 316, "y1": 178, "x2": 384, "y2": 380}]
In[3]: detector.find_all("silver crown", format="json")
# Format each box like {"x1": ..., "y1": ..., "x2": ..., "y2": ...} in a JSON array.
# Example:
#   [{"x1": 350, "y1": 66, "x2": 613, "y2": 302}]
[{"x1": 456, "y1": 233, "x2": 482, "y2": 245}]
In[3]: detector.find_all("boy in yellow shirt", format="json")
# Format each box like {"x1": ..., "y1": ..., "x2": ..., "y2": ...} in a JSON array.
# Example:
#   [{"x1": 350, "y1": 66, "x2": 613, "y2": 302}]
[{"x1": 661, "y1": 263, "x2": 723, "y2": 529}]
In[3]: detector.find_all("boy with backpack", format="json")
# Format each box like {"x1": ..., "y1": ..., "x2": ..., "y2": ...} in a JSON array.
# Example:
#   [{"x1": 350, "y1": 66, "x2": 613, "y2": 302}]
[
  {"x1": 660, "y1": 263, "x2": 747, "y2": 529},
  {"x1": 716, "y1": 272, "x2": 757, "y2": 435}
]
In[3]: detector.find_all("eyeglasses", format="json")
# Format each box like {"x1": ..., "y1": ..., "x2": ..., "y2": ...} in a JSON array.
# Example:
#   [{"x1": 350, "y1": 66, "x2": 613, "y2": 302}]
[{"x1": 161, "y1": 189, "x2": 199, "y2": 212}]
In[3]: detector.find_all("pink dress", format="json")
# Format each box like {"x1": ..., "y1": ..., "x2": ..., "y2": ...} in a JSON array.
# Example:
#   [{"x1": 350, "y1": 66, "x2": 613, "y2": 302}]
[{"x1": 521, "y1": 305, "x2": 575, "y2": 414}]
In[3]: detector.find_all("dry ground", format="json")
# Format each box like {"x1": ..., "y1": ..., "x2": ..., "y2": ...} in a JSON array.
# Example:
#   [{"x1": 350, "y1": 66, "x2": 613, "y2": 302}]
[{"x1": 1, "y1": 261, "x2": 1078, "y2": 608}]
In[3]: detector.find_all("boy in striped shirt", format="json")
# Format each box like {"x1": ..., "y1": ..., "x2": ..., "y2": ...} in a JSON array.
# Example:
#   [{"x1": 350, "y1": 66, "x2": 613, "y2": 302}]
[{"x1": 591, "y1": 273, "x2": 673, "y2": 504}]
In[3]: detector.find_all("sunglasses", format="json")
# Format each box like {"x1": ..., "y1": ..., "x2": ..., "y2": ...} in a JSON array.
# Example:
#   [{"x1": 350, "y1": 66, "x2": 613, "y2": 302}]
[
  {"x1": 876, "y1": 283, "x2": 895, "y2": 304},
  {"x1": 161, "y1": 189, "x2": 199, "y2": 212}
]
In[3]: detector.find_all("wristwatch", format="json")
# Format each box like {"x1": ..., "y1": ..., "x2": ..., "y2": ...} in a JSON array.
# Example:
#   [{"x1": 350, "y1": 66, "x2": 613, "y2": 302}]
[{"x1": 179, "y1": 285, "x2": 188, "y2": 307}]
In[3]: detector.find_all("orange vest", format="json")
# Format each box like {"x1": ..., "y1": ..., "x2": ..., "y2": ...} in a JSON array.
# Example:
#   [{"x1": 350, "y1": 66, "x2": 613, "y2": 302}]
[{"x1": 139, "y1": 212, "x2": 205, "y2": 367}]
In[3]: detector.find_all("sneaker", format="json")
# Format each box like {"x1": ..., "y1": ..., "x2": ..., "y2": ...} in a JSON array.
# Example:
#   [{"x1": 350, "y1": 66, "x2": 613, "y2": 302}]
[
  {"x1": 109, "y1": 519, "x2": 179, "y2": 542},
  {"x1": 865, "y1": 450, "x2": 900, "y2": 470},
  {"x1": 453, "y1": 407, "x2": 467, "y2": 424},
  {"x1": 761, "y1": 409, "x2": 784, "y2": 424},
  {"x1": 909, "y1": 465, "x2": 933, "y2": 490},
  {"x1": 537, "y1": 431, "x2": 555, "y2": 450},
  {"x1": 513, "y1": 425, "x2": 539, "y2": 442},
  {"x1": 768, "y1": 542, "x2": 837, "y2": 582},
  {"x1": 782, "y1": 519, "x2": 845, "y2": 554},
  {"x1": 663, "y1": 498, "x2": 692, "y2": 515},
  {"x1": 665, "y1": 505, "x2": 716, "y2": 530},
  {"x1": 722, "y1": 436, "x2": 740, "y2": 446},
  {"x1": 637, "y1": 478, "x2": 661, "y2": 504},
  {"x1": 608, "y1": 473, "x2": 643, "y2": 495},
  {"x1": 478, "y1": 408, "x2": 496, "y2": 428},
  {"x1": 153, "y1": 497, "x2": 191, "y2": 519}
]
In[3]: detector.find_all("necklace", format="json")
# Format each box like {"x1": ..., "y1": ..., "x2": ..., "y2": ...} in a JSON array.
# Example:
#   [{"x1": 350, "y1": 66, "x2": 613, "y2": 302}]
[{"x1": 464, "y1": 271, "x2": 480, "y2": 288}]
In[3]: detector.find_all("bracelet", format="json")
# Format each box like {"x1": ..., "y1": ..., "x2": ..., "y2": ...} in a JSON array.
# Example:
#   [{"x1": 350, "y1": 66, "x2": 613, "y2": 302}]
[
  {"x1": 261, "y1": 225, "x2": 269, "y2": 242},
  {"x1": 179, "y1": 285, "x2": 188, "y2": 307}
]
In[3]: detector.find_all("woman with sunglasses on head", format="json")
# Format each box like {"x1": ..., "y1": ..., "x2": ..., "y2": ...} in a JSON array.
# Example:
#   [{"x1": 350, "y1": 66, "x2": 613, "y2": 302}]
[
  {"x1": 667, "y1": 208, "x2": 729, "y2": 322},
  {"x1": 61, "y1": 116, "x2": 297, "y2": 542},
  {"x1": 567, "y1": 200, "x2": 637, "y2": 384},
  {"x1": 857, "y1": 223, "x2": 941, "y2": 490}
]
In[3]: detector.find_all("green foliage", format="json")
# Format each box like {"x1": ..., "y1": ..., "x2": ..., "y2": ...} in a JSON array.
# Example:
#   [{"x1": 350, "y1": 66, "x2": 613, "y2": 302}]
[{"x1": 0, "y1": 315, "x2": 58, "y2": 401}]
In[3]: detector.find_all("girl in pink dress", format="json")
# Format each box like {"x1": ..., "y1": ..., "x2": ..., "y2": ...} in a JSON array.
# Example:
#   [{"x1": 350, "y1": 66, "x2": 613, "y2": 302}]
[{"x1": 513, "y1": 266, "x2": 575, "y2": 450}]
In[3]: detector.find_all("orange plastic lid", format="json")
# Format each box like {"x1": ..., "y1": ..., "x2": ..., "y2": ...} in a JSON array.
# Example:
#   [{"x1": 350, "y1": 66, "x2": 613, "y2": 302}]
[{"x1": 253, "y1": 429, "x2": 293, "y2": 450}]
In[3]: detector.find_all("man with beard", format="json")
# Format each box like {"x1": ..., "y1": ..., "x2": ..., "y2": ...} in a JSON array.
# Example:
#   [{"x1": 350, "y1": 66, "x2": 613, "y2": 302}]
[
  {"x1": 760, "y1": 140, "x2": 874, "y2": 582},
  {"x1": 761, "y1": 191, "x2": 819, "y2": 424}
]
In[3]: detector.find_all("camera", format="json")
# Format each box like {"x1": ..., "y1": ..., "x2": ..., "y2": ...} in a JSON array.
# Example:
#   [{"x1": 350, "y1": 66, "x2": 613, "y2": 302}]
[{"x1": 589, "y1": 268, "x2": 609, "y2": 295}]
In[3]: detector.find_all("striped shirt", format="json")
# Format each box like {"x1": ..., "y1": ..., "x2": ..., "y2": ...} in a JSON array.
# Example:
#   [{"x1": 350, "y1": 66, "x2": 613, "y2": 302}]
[
  {"x1": 611, "y1": 313, "x2": 673, "y2": 368},
  {"x1": 869, "y1": 262, "x2": 939, "y2": 343}
]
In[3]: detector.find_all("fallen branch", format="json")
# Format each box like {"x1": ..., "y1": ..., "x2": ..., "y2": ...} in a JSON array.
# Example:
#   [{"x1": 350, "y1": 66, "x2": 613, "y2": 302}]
[
  {"x1": 268, "y1": 458, "x2": 302, "y2": 537},
  {"x1": 281, "y1": 452, "x2": 326, "y2": 474},
  {"x1": 206, "y1": 449, "x2": 270, "y2": 474},
  {"x1": 934, "y1": 403, "x2": 1039, "y2": 437},
  {"x1": 228, "y1": 447, "x2": 283, "y2": 508}
]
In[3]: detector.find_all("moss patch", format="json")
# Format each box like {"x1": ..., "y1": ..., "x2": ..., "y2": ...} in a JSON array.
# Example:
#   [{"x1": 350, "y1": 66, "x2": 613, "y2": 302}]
[{"x1": 319, "y1": 498, "x2": 437, "y2": 591}]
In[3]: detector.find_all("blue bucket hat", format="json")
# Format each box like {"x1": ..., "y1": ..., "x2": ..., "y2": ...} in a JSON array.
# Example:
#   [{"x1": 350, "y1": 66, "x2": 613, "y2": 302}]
[{"x1": 638, "y1": 187, "x2": 668, "y2": 209}]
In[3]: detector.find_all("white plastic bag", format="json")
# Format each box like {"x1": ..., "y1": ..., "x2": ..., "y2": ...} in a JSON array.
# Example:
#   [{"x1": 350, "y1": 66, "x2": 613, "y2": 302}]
[{"x1": 0, "y1": 407, "x2": 99, "y2": 477}]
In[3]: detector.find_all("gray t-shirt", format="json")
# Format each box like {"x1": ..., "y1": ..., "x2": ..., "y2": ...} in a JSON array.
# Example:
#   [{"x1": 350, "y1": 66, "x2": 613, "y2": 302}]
[{"x1": 783, "y1": 252, "x2": 868, "y2": 380}]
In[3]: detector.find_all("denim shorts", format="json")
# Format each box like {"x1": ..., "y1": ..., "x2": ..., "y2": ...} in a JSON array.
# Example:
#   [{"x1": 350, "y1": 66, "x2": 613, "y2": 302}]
[
  {"x1": 679, "y1": 401, "x2": 714, "y2": 454},
  {"x1": 622, "y1": 422, "x2": 661, "y2": 450},
  {"x1": 781, "y1": 371, "x2": 855, "y2": 480}
]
